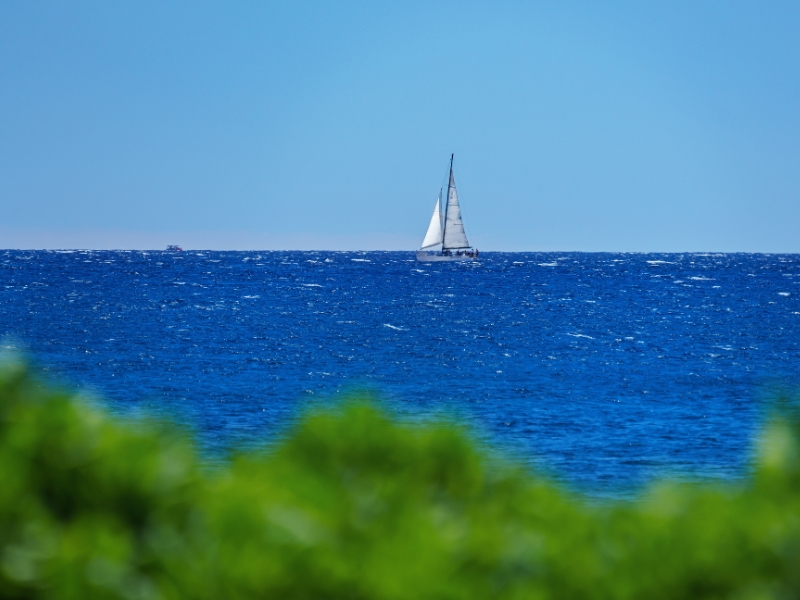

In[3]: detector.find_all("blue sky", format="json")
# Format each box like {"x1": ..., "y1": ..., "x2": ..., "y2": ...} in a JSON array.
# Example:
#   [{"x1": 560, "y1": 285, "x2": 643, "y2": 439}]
[{"x1": 1, "y1": 1, "x2": 799, "y2": 251}]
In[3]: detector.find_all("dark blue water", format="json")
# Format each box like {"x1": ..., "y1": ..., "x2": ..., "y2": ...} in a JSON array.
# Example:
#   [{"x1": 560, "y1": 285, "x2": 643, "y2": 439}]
[{"x1": 2, "y1": 250, "x2": 799, "y2": 493}]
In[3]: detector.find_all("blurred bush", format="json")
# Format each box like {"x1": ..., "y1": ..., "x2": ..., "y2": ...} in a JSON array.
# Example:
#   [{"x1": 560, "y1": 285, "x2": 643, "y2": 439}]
[{"x1": 2, "y1": 360, "x2": 800, "y2": 599}]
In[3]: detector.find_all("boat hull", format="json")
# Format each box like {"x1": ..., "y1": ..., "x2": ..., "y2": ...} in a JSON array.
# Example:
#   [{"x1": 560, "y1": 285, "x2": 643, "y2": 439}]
[{"x1": 416, "y1": 251, "x2": 478, "y2": 262}]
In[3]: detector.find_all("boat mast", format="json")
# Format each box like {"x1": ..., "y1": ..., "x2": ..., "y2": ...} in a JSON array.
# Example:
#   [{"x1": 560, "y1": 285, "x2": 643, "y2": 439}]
[{"x1": 443, "y1": 153, "x2": 453, "y2": 253}]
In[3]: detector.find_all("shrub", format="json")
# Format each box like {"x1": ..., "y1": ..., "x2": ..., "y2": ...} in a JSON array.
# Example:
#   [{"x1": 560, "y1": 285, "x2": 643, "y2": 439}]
[{"x1": 1, "y1": 360, "x2": 799, "y2": 599}]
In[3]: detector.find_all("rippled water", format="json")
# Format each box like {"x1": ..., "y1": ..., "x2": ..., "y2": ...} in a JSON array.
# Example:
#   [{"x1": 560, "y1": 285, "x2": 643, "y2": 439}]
[{"x1": 2, "y1": 250, "x2": 799, "y2": 493}]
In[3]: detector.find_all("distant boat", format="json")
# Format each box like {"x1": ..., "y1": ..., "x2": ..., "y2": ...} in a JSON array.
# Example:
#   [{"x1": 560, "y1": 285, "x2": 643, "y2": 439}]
[
  {"x1": 416, "y1": 155, "x2": 478, "y2": 262},
  {"x1": 166, "y1": 245, "x2": 183, "y2": 252}
]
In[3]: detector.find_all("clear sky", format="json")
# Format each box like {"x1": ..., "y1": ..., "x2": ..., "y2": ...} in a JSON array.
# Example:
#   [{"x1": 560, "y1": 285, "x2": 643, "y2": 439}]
[{"x1": 1, "y1": 1, "x2": 799, "y2": 251}]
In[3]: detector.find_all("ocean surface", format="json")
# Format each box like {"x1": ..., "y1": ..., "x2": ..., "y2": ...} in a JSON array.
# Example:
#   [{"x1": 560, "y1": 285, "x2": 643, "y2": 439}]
[{"x1": 2, "y1": 250, "x2": 799, "y2": 494}]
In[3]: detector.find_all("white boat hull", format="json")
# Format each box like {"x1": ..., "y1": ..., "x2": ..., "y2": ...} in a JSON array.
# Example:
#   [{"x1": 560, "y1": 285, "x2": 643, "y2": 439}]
[{"x1": 416, "y1": 251, "x2": 478, "y2": 262}]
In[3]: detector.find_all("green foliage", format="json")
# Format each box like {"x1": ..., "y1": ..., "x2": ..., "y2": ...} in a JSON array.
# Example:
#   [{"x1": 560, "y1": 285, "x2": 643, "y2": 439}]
[{"x1": 2, "y1": 361, "x2": 800, "y2": 599}]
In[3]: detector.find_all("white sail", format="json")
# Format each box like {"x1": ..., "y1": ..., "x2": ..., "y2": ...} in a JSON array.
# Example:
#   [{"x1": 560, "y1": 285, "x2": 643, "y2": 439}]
[
  {"x1": 443, "y1": 170, "x2": 470, "y2": 249},
  {"x1": 420, "y1": 193, "x2": 443, "y2": 249}
]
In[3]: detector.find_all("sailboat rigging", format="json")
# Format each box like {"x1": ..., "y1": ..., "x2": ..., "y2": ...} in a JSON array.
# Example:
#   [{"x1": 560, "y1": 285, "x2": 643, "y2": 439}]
[{"x1": 416, "y1": 154, "x2": 478, "y2": 262}]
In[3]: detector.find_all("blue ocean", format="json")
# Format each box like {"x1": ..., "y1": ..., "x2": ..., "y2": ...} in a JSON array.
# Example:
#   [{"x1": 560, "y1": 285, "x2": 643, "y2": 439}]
[{"x1": 2, "y1": 250, "x2": 799, "y2": 494}]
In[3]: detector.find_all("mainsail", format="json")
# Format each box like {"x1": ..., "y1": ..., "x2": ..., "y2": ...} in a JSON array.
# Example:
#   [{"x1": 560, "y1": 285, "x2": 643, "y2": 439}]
[
  {"x1": 420, "y1": 191, "x2": 443, "y2": 250},
  {"x1": 443, "y1": 168, "x2": 470, "y2": 249}
]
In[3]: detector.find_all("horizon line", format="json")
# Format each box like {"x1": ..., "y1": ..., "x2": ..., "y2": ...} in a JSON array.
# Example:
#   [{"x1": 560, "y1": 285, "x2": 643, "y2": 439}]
[{"x1": 2, "y1": 248, "x2": 798, "y2": 255}]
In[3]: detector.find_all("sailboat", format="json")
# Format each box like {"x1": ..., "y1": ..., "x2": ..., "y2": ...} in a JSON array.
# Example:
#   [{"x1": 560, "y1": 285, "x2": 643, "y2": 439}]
[{"x1": 416, "y1": 154, "x2": 478, "y2": 262}]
